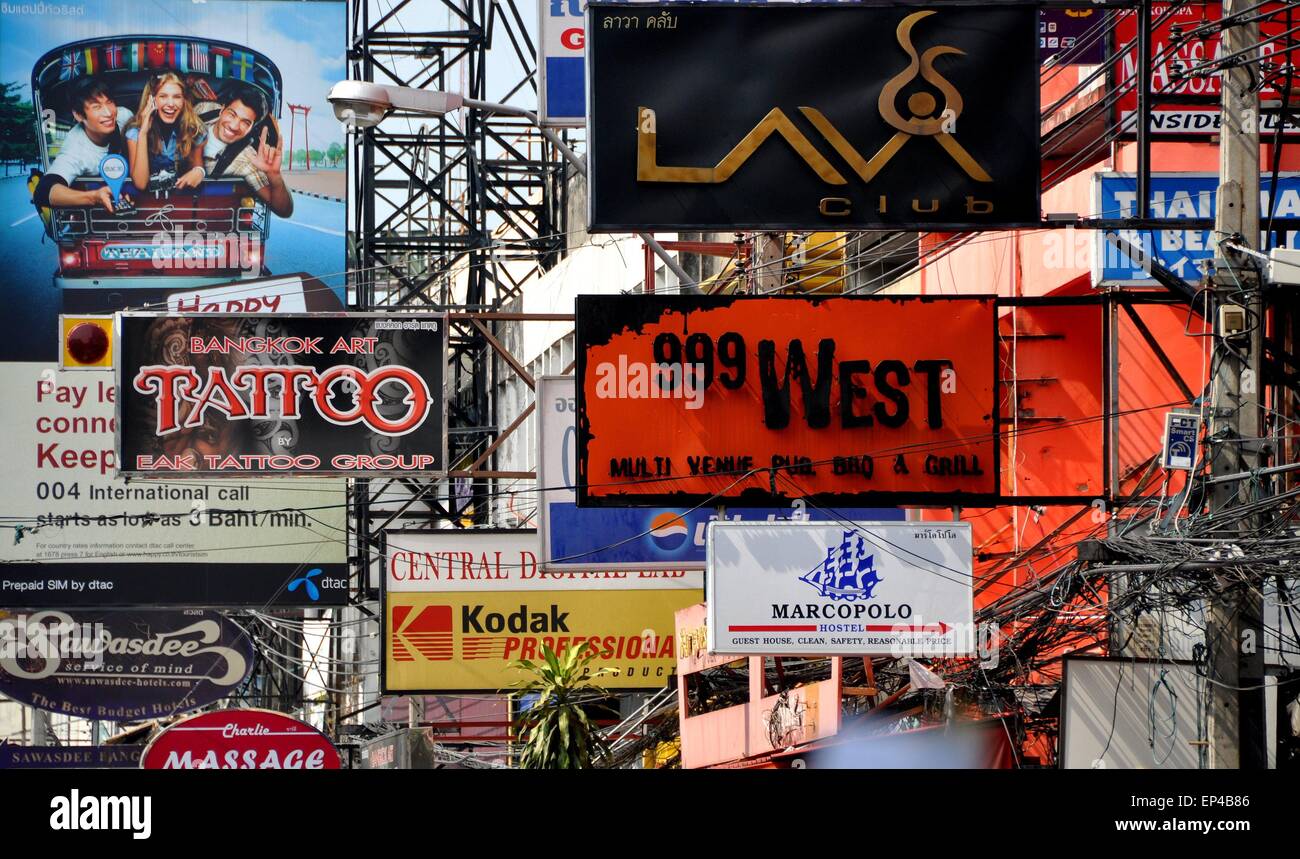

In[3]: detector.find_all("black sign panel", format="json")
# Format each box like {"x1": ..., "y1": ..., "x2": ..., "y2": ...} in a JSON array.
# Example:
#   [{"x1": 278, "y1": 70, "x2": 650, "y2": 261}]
[
  {"x1": 588, "y1": 3, "x2": 1041, "y2": 230},
  {"x1": 118, "y1": 314, "x2": 447, "y2": 477},
  {"x1": 0, "y1": 561, "x2": 348, "y2": 607}
]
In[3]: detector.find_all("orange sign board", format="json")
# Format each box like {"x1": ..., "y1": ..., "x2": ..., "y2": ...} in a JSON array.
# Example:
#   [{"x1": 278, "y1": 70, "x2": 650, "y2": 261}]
[{"x1": 576, "y1": 295, "x2": 997, "y2": 505}]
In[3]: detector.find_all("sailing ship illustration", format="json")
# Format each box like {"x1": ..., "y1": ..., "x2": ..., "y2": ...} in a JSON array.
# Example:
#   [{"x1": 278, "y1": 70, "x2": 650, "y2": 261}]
[{"x1": 799, "y1": 530, "x2": 883, "y2": 601}]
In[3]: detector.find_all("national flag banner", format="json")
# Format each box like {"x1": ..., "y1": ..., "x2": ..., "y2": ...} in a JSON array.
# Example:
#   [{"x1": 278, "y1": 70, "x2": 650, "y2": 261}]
[
  {"x1": 170, "y1": 41, "x2": 187, "y2": 72},
  {"x1": 231, "y1": 50, "x2": 254, "y2": 82},
  {"x1": 58, "y1": 50, "x2": 81, "y2": 81},
  {"x1": 212, "y1": 45, "x2": 231, "y2": 78},
  {"x1": 104, "y1": 43, "x2": 124, "y2": 70},
  {"x1": 190, "y1": 42, "x2": 210, "y2": 74},
  {"x1": 148, "y1": 41, "x2": 167, "y2": 69},
  {"x1": 128, "y1": 42, "x2": 143, "y2": 71},
  {"x1": 82, "y1": 47, "x2": 97, "y2": 75}
]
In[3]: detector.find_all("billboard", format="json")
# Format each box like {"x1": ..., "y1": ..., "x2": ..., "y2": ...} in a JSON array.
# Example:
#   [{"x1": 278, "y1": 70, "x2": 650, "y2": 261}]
[
  {"x1": 537, "y1": 375, "x2": 903, "y2": 569},
  {"x1": 140, "y1": 707, "x2": 341, "y2": 769},
  {"x1": 0, "y1": 0, "x2": 347, "y2": 354},
  {"x1": 383, "y1": 529, "x2": 701, "y2": 691},
  {"x1": 587, "y1": 3, "x2": 1041, "y2": 230},
  {"x1": 575, "y1": 295, "x2": 998, "y2": 507},
  {"x1": 117, "y1": 313, "x2": 447, "y2": 476},
  {"x1": 1113, "y1": 2, "x2": 1300, "y2": 136},
  {"x1": 706, "y1": 521, "x2": 974, "y2": 656},
  {"x1": 1040, "y1": 8, "x2": 1106, "y2": 65},
  {"x1": 1095, "y1": 172, "x2": 1300, "y2": 285},
  {"x1": 538, "y1": 0, "x2": 585, "y2": 126},
  {"x1": 0, "y1": 608, "x2": 253, "y2": 720},
  {"x1": 0, "y1": 0, "x2": 348, "y2": 607}
]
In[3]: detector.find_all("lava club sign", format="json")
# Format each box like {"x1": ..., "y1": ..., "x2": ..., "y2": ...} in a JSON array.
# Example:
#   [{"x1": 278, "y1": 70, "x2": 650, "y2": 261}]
[
  {"x1": 140, "y1": 708, "x2": 341, "y2": 769},
  {"x1": 576, "y1": 295, "x2": 998, "y2": 506}
]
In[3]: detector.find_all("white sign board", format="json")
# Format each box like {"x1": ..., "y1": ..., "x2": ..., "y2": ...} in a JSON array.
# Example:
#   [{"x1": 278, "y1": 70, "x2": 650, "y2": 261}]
[
  {"x1": 537, "y1": 0, "x2": 585, "y2": 127},
  {"x1": 706, "y1": 521, "x2": 974, "y2": 656},
  {"x1": 384, "y1": 529, "x2": 701, "y2": 592}
]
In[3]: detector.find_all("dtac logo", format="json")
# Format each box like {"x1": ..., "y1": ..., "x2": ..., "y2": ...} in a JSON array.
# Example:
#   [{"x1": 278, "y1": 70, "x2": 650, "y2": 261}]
[
  {"x1": 635, "y1": 11, "x2": 994, "y2": 217},
  {"x1": 798, "y1": 530, "x2": 883, "y2": 602}
]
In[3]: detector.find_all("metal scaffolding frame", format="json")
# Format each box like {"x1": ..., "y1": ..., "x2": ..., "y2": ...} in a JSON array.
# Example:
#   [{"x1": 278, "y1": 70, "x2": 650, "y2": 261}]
[{"x1": 344, "y1": 0, "x2": 567, "y2": 598}]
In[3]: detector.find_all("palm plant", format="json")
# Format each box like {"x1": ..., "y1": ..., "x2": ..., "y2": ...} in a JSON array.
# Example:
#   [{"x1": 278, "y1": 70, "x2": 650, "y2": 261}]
[{"x1": 510, "y1": 642, "x2": 612, "y2": 769}]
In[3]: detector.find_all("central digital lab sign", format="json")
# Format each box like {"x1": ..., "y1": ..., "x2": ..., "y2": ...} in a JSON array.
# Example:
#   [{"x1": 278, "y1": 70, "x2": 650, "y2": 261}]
[{"x1": 575, "y1": 295, "x2": 998, "y2": 506}]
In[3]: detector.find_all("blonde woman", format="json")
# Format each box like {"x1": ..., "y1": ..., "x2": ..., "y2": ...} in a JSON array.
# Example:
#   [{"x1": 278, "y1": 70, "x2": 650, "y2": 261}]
[{"x1": 124, "y1": 73, "x2": 208, "y2": 191}]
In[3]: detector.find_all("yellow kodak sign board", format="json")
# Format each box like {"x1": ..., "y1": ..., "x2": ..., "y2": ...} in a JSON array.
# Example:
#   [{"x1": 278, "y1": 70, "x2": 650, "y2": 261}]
[{"x1": 385, "y1": 589, "x2": 702, "y2": 692}]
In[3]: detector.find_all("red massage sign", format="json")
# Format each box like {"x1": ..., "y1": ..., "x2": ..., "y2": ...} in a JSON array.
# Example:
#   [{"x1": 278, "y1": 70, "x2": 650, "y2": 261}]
[
  {"x1": 575, "y1": 295, "x2": 998, "y2": 506},
  {"x1": 140, "y1": 708, "x2": 342, "y2": 769}
]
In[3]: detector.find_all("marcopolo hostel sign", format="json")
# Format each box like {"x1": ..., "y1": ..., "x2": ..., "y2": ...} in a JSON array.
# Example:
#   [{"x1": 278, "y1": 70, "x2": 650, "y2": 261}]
[
  {"x1": 586, "y1": 2, "x2": 1041, "y2": 230},
  {"x1": 575, "y1": 295, "x2": 998, "y2": 506}
]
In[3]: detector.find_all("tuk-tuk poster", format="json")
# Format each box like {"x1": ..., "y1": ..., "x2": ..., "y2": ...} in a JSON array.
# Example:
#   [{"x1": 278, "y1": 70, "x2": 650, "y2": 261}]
[
  {"x1": 0, "y1": 0, "x2": 348, "y2": 608},
  {"x1": 0, "y1": 0, "x2": 347, "y2": 363},
  {"x1": 117, "y1": 314, "x2": 448, "y2": 477}
]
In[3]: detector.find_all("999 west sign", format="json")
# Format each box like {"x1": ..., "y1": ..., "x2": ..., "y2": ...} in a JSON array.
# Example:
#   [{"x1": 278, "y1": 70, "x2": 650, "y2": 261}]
[
  {"x1": 587, "y1": 3, "x2": 1040, "y2": 230},
  {"x1": 576, "y1": 295, "x2": 997, "y2": 506},
  {"x1": 117, "y1": 314, "x2": 446, "y2": 476}
]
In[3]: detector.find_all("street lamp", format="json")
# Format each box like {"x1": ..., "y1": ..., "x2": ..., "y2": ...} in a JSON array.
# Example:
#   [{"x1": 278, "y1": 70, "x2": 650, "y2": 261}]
[{"x1": 327, "y1": 80, "x2": 694, "y2": 289}]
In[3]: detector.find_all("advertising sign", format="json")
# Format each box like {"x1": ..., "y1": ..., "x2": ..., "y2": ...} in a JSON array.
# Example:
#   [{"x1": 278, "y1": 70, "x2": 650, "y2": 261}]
[
  {"x1": 706, "y1": 521, "x2": 974, "y2": 656},
  {"x1": 140, "y1": 707, "x2": 341, "y2": 769},
  {"x1": 538, "y1": 0, "x2": 585, "y2": 126},
  {"x1": 1161, "y1": 411, "x2": 1201, "y2": 470},
  {"x1": 0, "y1": 361, "x2": 347, "y2": 606},
  {"x1": 587, "y1": 3, "x2": 1041, "y2": 230},
  {"x1": 0, "y1": 608, "x2": 253, "y2": 720},
  {"x1": 537, "y1": 375, "x2": 903, "y2": 569},
  {"x1": 1113, "y1": 2, "x2": 1300, "y2": 136},
  {"x1": 0, "y1": 1, "x2": 349, "y2": 606},
  {"x1": 0, "y1": 745, "x2": 143, "y2": 769},
  {"x1": 575, "y1": 295, "x2": 998, "y2": 507},
  {"x1": 1040, "y1": 8, "x2": 1106, "y2": 65},
  {"x1": 0, "y1": 0, "x2": 347, "y2": 360},
  {"x1": 117, "y1": 313, "x2": 447, "y2": 477},
  {"x1": 385, "y1": 529, "x2": 702, "y2": 591},
  {"x1": 1095, "y1": 172, "x2": 1300, "y2": 284},
  {"x1": 383, "y1": 528, "x2": 701, "y2": 691},
  {"x1": 385, "y1": 589, "x2": 700, "y2": 692}
]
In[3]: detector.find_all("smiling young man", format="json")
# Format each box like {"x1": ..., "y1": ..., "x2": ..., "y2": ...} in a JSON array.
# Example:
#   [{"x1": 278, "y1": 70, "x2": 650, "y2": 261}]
[
  {"x1": 201, "y1": 83, "x2": 293, "y2": 218},
  {"x1": 33, "y1": 75, "x2": 134, "y2": 214}
]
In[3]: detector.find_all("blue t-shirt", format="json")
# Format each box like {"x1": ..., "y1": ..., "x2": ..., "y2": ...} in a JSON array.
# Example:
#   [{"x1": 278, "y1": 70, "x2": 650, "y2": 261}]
[{"x1": 125, "y1": 123, "x2": 207, "y2": 177}]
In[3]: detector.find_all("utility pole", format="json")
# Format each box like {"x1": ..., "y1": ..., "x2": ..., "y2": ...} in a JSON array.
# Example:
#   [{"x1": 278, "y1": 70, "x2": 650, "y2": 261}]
[{"x1": 1207, "y1": 0, "x2": 1267, "y2": 769}]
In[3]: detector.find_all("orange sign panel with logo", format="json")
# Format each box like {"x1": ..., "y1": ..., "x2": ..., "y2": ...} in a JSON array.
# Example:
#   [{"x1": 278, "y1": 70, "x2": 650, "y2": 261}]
[
  {"x1": 576, "y1": 295, "x2": 997, "y2": 506},
  {"x1": 384, "y1": 590, "x2": 702, "y2": 692}
]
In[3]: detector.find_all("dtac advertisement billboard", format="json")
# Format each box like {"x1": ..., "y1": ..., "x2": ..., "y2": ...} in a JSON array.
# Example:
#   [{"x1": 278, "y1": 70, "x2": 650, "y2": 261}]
[
  {"x1": 706, "y1": 521, "x2": 974, "y2": 656},
  {"x1": 117, "y1": 313, "x2": 447, "y2": 477},
  {"x1": 575, "y1": 295, "x2": 999, "y2": 507},
  {"x1": 587, "y1": 2, "x2": 1041, "y2": 230},
  {"x1": 383, "y1": 529, "x2": 701, "y2": 692},
  {"x1": 0, "y1": 0, "x2": 347, "y2": 344},
  {"x1": 1095, "y1": 172, "x2": 1300, "y2": 285},
  {"x1": 0, "y1": 0, "x2": 349, "y2": 608},
  {"x1": 537, "y1": 375, "x2": 903, "y2": 570}
]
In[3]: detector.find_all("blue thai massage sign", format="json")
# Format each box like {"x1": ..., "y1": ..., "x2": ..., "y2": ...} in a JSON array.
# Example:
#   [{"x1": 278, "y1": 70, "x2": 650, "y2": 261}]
[{"x1": 0, "y1": 609, "x2": 253, "y2": 721}]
